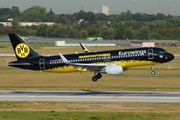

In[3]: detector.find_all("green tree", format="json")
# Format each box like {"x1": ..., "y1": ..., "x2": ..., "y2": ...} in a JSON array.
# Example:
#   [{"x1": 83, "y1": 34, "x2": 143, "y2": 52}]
[
  {"x1": 0, "y1": 8, "x2": 11, "y2": 15},
  {"x1": 45, "y1": 24, "x2": 69, "y2": 38},
  {"x1": 153, "y1": 20, "x2": 167, "y2": 28},
  {"x1": 147, "y1": 22, "x2": 157, "y2": 30},
  {"x1": 116, "y1": 10, "x2": 132, "y2": 22},
  {"x1": 36, "y1": 24, "x2": 48, "y2": 37},
  {"x1": 108, "y1": 15, "x2": 116, "y2": 22},
  {"x1": 22, "y1": 6, "x2": 47, "y2": 22},
  {"x1": 45, "y1": 25, "x2": 56, "y2": 37},
  {"x1": 166, "y1": 17, "x2": 180, "y2": 27},
  {"x1": 99, "y1": 26, "x2": 115, "y2": 39},
  {"x1": 124, "y1": 27, "x2": 134, "y2": 40},
  {"x1": 86, "y1": 24, "x2": 100, "y2": 37},
  {"x1": 151, "y1": 32, "x2": 162, "y2": 40},
  {"x1": 132, "y1": 12, "x2": 143, "y2": 21},
  {"x1": 46, "y1": 8, "x2": 55, "y2": 22},
  {"x1": 72, "y1": 10, "x2": 87, "y2": 21},
  {"x1": 95, "y1": 13, "x2": 107, "y2": 21},
  {"x1": 123, "y1": 20, "x2": 144, "y2": 30},
  {"x1": 87, "y1": 11, "x2": 95, "y2": 23},
  {"x1": 48, "y1": 8, "x2": 55, "y2": 16},
  {"x1": 138, "y1": 26, "x2": 151, "y2": 40},
  {"x1": 56, "y1": 24, "x2": 69, "y2": 38},
  {"x1": 68, "y1": 27, "x2": 77, "y2": 38},
  {"x1": 11, "y1": 18, "x2": 19, "y2": 26},
  {"x1": 155, "y1": 13, "x2": 167, "y2": 20},
  {"x1": 11, "y1": 6, "x2": 20, "y2": 17},
  {"x1": 112, "y1": 24, "x2": 124, "y2": 39},
  {"x1": 80, "y1": 30, "x2": 88, "y2": 38}
]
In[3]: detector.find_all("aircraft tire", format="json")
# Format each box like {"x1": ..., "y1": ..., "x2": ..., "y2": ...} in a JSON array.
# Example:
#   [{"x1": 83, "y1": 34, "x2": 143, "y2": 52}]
[
  {"x1": 96, "y1": 73, "x2": 102, "y2": 79},
  {"x1": 92, "y1": 76, "x2": 98, "y2": 82},
  {"x1": 151, "y1": 71, "x2": 155, "y2": 75}
]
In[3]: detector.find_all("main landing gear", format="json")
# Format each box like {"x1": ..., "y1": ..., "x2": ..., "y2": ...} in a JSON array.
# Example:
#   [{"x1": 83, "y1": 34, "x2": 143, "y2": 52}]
[
  {"x1": 92, "y1": 72, "x2": 102, "y2": 82},
  {"x1": 150, "y1": 66, "x2": 156, "y2": 75}
]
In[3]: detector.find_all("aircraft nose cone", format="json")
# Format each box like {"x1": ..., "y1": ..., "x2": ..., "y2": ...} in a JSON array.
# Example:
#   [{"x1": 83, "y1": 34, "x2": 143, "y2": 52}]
[{"x1": 166, "y1": 53, "x2": 174, "y2": 61}]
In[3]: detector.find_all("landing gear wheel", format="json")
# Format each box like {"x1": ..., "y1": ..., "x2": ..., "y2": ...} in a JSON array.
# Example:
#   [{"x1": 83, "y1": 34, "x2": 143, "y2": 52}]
[
  {"x1": 96, "y1": 73, "x2": 102, "y2": 79},
  {"x1": 92, "y1": 76, "x2": 98, "y2": 82},
  {"x1": 151, "y1": 71, "x2": 155, "y2": 75}
]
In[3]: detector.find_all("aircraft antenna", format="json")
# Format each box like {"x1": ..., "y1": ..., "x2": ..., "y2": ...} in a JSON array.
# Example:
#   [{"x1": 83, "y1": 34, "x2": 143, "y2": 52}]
[
  {"x1": 133, "y1": 0, "x2": 136, "y2": 14},
  {"x1": 158, "y1": 0, "x2": 161, "y2": 13}
]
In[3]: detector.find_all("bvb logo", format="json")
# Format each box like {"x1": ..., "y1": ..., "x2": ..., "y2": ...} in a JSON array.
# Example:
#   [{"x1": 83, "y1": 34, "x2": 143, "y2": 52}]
[{"x1": 15, "y1": 43, "x2": 30, "y2": 58}]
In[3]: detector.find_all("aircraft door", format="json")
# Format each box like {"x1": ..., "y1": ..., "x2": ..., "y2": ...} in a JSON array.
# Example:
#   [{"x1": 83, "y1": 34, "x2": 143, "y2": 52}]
[
  {"x1": 39, "y1": 58, "x2": 45, "y2": 69},
  {"x1": 148, "y1": 49, "x2": 154, "y2": 59}
]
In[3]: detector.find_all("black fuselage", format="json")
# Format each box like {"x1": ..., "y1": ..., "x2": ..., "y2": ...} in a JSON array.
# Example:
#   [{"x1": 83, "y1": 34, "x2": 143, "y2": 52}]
[{"x1": 9, "y1": 47, "x2": 174, "y2": 72}]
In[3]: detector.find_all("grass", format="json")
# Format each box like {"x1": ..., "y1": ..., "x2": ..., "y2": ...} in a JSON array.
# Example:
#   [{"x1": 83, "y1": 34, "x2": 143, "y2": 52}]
[
  {"x1": 0, "y1": 64, "x2": 180, "y2": 91},
  {"x1": 0, "y1": 111, "x2": 180, "y2": 120},
  {"x1": 0, "y1": 102, "x2": 180, "y2": 120},
  {"x1": 0, "y1": 42, "x2": 180, "y2": 91}
]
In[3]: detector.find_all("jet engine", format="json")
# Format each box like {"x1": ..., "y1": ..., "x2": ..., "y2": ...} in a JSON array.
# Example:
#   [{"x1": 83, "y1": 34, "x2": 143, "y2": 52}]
[{"x1": 104, "y1": 64, "x2": 123, "y2": 76}]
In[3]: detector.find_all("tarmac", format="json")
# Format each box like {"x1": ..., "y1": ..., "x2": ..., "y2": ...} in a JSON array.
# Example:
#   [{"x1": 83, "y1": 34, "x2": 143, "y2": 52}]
[{"x1": 0, "y1": 90, "x2": 180, "y2": 103}]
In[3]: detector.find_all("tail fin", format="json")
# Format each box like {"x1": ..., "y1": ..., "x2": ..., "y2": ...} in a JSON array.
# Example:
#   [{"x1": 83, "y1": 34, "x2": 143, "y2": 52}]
[{"x1": 8, "y1": 33, "x2": 39, "y2": 61}]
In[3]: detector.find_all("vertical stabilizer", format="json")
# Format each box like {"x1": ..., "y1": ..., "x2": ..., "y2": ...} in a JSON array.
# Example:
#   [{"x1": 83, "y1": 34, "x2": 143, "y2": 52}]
[{"x1": 8, "y1": 33, "x2": 39, "y2": 61}]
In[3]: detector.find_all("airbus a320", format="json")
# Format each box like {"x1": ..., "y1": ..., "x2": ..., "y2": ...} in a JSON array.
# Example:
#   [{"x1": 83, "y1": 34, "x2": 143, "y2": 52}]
[{"x1": 8, "y1": 33, "x2": 174, "y2": 82}]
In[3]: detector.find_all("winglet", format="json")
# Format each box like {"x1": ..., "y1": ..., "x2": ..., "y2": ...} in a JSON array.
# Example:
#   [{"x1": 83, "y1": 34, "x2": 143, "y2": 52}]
[
  {"x1": 59, "y1": 53, "x2": 74, "y2": 65},
  {"x1": 79, "y1": 42, "x2": 90, "y2": 53}
]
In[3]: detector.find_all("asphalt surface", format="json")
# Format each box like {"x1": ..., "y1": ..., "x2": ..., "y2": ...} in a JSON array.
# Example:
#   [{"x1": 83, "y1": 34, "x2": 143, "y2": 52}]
[{"x1": 0, "y1": 90, "x2": 180, "y2": 103}]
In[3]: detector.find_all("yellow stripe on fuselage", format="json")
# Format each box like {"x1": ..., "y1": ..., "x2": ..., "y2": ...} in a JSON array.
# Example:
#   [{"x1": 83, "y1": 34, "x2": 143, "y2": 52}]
[
  {"x1": 39, "y1": 60, "x2": 160, "y2": 73},
  {"x1": 113, "y1": 60, "x2": 160, "y2": 67},
  {"x1": 40, "y1": 65, "x2": 79, "y2": 73}
]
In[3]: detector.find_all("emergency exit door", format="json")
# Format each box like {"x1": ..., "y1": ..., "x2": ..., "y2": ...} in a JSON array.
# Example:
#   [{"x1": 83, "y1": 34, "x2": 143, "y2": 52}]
[
  {"x1": 148, "y1": 49, "x2": 154, "y2": 59},
  {"x1": 39, "y1": 58, "x2": 45, "y2": 69}
]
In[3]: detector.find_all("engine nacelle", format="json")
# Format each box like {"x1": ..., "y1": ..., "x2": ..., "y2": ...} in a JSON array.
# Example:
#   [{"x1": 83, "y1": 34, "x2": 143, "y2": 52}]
[{"x1": 105, "y1": 64, "x2": 123, "y2": 76}]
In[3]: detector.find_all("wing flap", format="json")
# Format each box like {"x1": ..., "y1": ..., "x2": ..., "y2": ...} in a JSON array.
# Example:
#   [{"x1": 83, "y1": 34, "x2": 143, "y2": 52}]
[{"x1": 58, "y1": 53, "x2": 128, "y2": 72}]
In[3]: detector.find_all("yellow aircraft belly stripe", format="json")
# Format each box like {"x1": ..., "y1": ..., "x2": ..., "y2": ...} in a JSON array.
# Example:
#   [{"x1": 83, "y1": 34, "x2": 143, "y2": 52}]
[{"x1": 40, "y1": 60, "x2": 160, "y2": 73}]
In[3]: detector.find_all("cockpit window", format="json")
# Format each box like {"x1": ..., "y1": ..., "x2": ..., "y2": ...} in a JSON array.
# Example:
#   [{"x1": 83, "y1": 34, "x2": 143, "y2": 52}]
[{"x1": 160, "y1": 51, "x2": 167, "y2": 54}]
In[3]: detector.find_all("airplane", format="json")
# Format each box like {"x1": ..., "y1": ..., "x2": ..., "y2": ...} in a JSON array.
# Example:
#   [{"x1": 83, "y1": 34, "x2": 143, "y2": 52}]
[{"x1": 8, "y1": 33, "x2": 174, "y2": 82}]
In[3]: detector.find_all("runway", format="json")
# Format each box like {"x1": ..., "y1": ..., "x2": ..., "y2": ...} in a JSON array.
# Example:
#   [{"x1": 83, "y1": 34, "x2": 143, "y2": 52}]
[{"x1": 0, "y1": 90, "x2": 180, "y2": 103}]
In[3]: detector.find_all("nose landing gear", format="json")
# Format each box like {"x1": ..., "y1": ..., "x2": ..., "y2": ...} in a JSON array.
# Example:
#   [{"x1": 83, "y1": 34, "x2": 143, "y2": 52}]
[
  {"x1": 150, "y1": 66, "x2": 155, "y2": 75},
  {"x1": 151, "y1": 71, "x2": 156, "y2": 75}
]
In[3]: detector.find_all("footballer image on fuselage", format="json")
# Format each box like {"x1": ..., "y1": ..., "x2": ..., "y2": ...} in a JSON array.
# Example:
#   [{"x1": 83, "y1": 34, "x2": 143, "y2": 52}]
[{"x1": 8, "y1": 33, "x2": 174, "y2": 82}]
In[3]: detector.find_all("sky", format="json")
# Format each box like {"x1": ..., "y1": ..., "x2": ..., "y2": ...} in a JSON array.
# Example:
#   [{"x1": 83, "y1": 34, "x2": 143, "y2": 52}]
[{"x1": 0, "y1": 0, "x2": 180, "y2": 16}]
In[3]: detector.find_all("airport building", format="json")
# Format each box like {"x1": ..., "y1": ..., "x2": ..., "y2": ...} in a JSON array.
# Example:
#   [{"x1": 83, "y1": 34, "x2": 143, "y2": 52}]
[
  {"x1": 19, "y1": 22, "x2": 55, "y2": 26},
  {"x1": 0, "y1": 22, "x2": 12, "y2": 26},
  {"x1": 0, "y1": 22, "x2": 55, "y2": 27}
]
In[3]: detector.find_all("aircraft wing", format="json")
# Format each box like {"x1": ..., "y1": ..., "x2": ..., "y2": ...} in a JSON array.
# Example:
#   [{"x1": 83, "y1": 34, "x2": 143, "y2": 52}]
[
  {"x1": 79, "y1": 42, "x2": 90, "y2": 53},
  {"x1": 59, "y1": 53, "x2": 106, "y2": 71}
]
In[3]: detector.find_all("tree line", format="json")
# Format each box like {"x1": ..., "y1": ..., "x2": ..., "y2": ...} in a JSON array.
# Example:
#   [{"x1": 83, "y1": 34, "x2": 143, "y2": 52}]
[{"x1": 1, "y1": 6, "x2": 180, "y2": 40}]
